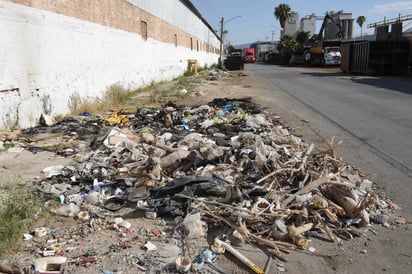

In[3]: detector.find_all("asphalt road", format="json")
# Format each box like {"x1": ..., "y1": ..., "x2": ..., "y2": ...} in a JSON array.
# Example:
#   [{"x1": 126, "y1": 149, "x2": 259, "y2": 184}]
[{"x1": 245, "y1": 63, "x2": 412, "y2": 214}]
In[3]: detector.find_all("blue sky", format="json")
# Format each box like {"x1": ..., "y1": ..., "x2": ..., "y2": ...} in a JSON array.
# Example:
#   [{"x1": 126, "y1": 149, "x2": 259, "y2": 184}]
[{"x1": 191, "y1": 0, "x2": 412, "y2": 46}]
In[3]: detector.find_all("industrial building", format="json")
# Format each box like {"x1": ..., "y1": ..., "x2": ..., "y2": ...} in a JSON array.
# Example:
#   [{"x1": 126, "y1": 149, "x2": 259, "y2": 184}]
[{"x1": 283, "y1": 11, "x2": 354, "y2": 40}]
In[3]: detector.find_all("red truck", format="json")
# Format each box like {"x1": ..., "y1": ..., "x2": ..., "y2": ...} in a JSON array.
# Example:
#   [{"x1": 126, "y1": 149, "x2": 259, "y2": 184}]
[{"x1": 243, "y1": 48, "x2": 256, "y2": 63}]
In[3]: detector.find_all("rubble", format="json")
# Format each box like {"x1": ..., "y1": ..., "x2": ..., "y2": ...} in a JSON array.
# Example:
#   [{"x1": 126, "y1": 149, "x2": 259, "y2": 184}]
[{"x1": 0, "y1": 96, "x2": 406, "y2": 273}]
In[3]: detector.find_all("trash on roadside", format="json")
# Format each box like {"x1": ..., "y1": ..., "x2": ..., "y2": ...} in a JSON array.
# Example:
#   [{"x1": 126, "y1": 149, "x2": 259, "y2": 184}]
[
  {"x1": 175, "y1": 256, "x2": 191, "y2": 272},
  {"x1": 4, "y1": 95, "x2": 402, "y2": 272},
  {"x1": 56, "y1": 202, "x2": 80, "y2": 217},
  {"x1": 34, "y1": 227, "x2": 48, "y2": 238},
  {"x1": 31, "y1": 256, "x2": 67, "y2": 273},
  {"x1": 182, "y1": 212, "x2": 208, "y2": 239},
  {"x1": 143, "y1": 241, "x2": 157, "y2": 252}
]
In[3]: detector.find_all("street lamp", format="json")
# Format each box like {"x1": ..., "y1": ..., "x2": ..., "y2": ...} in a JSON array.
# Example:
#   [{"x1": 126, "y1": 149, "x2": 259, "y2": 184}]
[{"x1": 219, "y1": 16, "x2": 242, "y2": 68}]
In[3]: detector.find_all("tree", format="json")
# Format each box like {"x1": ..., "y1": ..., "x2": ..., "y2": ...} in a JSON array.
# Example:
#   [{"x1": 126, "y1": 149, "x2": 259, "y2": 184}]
[
  {"x1": 296, "y1": 31, "x2": 310, "y2": 47},
  {"x1": 226, "y1": 45, "x2": 236, "y2": 54},
  {"x1": 279, "y1": 35, "x2": 297, "y2": 53},
  {"x1": 356, "y1": 15, "x2": 366, "y2": 36},
  {"x1": 274, "y1": 3, "x2": 291, "y2": 30}
]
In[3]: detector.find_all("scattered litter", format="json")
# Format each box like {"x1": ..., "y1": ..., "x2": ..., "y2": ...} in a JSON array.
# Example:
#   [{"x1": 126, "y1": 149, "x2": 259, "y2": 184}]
[
  {"x1": 1, "y1": 94, "x2": 403, "y2": 273},
  {"x1": 32, "y1": 256, "x2": 67, "y2": 273},
  {"x1": 77, "y1": 211, "x2": 90, "y2": 222},
  {"x1": 395, "y1": 216, "x2": 409, "y2": 225},
  {"x1": 23, "y1": 234, "x2": 33, "y2": 241},
  {"x1": 175, "y1": 256, "x2": 191, "y2": 272},
  {"x1": 42, "y1": 165, "x2": 65, "y2": 178},
  {"x1": 34, "y1": 227, "x2": 48, "y2": 238},
  {"x1": 56, "y1": 202, "x2": 80, "y2": 217},
  {"x1": 182, "y1": 212, "x2": 208, "y2": 239},
  {"x1": 143, "y1": 241, "x2": 157, "y2": 252}
]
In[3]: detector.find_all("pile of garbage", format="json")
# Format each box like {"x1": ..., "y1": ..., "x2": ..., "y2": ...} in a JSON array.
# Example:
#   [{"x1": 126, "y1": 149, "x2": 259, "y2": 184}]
[{"x1": 2, "y1": 97, "x2": 405, "y2": 273}]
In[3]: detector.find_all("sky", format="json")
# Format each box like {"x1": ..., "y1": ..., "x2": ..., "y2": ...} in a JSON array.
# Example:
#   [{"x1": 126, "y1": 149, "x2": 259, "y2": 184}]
[{"x1": 191, "y1": 0, "x2": 412, "y2": 46}]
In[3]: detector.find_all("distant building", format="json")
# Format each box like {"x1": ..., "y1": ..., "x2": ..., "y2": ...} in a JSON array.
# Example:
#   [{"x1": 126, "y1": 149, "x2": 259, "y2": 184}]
[
  {"x1": 282, "y1": 11, "x2": 354, "y2": 40},
  {"x1": 300, "y1": 14, "x2": 317, "y2": 37},
  {"x1": 250, "y1": 42, "x2": 276, "y2": 58},
  {"x1": 284, "y1": 12, "x2": 299, "y2": 38}
]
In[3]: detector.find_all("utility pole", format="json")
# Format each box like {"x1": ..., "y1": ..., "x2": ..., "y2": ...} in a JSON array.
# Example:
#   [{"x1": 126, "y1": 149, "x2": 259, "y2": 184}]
[
  {"x1": 218, "y1": 16, "x2": 241, "y2": 68},
  {"x1": 219, "y1": 17, "x2": 224, "y2": 68}
]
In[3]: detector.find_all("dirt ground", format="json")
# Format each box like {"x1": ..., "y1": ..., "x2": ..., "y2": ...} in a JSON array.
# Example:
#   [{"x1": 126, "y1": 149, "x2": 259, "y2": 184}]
[{"x1": 0, "y1": 67, "x2": 411, "y2": 274}]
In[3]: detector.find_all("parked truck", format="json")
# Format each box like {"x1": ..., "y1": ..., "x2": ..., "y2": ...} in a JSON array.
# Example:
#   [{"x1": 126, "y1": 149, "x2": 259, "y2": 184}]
[
  {"x1": 304, "y1": 45, "x2": 341, "y2": 66},
  {"x1": 302, "y1": 13, "x2": 343, "y2": 66},
  {"x1": 243, "y1": 48, "x2": 256, "y2": 63}
]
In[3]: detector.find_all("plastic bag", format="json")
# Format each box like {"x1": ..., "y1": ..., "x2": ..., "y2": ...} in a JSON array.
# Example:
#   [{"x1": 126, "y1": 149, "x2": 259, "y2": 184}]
[{"x1": 182, "y1": 213, "x2": 208, "y2": 239}]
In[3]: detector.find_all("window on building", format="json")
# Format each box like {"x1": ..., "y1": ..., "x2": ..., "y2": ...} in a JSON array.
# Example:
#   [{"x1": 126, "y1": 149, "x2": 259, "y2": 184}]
[
  {"x1": 174, "y1": 34, "x2": 177, "y2": 47},
  {"x1": 141, "y1": 21, "x2": 148, "y2": 40},
  {"x1": 190, "y1": 38, "x2": 193, "y2": 50},
  {"x1": 197, "y1": 40, "x2": 199, "y2": 51}
]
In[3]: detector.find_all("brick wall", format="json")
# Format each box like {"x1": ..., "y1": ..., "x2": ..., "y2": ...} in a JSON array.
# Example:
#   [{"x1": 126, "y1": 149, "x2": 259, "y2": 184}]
[{"x1": 7, "y1": 0, "x2": 218, "y2": 52}]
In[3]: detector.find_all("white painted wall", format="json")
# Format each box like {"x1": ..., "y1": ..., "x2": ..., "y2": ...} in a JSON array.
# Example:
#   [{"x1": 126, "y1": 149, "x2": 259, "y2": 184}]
[{"x1": 0, "y1": 0, "x2": 219, "y2": 129}]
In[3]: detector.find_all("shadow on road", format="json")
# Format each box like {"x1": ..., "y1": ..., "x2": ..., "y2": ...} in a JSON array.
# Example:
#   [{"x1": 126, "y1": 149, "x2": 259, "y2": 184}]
[
  {"x1": 349, "y1": 76, "x2": 412, "y2": 95},
  {"x1": 301, "y1": 71, "x2": 412, "y2": 95}
]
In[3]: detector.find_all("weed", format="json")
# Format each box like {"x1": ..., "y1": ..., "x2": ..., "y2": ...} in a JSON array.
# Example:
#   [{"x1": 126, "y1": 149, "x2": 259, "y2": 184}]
[
  {"x1": 69, "y1": 68, "x2": 213, "y2": 115},
  {"x1": 210, "y1": 63, "x2": 218, "y2": 69},
  {"x1": 69, "y1": 96, "x2": 100, "y2": 115},
  {"x1": 72, "y1": 155, "x2": 83, "y2": 163},
  {"x1": 183, "y1": 69, "x2": 194, "y2": 77},
  {"x1": 0, "y1": 177, "x2": 46, "y2": 257},
  {"x1": 102, "y1": 84, "x2": 131, "y2": 108},
  {"x1": 198, "y1": 64, "x2": 208, "y2": 73}
]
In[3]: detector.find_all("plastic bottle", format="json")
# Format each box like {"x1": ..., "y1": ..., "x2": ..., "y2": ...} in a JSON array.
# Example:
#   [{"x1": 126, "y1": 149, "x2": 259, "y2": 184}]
[{"x1": 371, "y1": 212, "x2": 393, "y2": 227}]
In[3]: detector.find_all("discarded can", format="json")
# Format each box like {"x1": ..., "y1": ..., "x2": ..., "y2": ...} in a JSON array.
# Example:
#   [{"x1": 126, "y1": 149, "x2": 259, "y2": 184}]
[{"x1": 145, "y1": 211, "x2": 157, "y2": 219}]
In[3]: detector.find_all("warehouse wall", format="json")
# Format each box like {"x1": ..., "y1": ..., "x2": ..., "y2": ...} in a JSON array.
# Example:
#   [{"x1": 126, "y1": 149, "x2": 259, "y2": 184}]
[{"x1": 0, "y1": 0, "x2": 220, "y2": 129}]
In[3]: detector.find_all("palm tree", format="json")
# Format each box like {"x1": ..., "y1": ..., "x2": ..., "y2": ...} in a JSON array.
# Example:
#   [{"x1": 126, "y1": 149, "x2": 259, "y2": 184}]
[
  {"x1": 356, "y1": 16, "x2": 366, "y2": 36},
  {"x1": 279, "y1": 35, "x2": 297, "y2": 53},
  {"x1": 274, "y1": 3, "x2": 291, "y2": 30}
]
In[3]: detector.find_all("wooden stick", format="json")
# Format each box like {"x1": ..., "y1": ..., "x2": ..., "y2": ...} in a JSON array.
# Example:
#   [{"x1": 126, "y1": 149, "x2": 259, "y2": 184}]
[
  {"x1": 281, "y1": 177, "x2": 329, "y2": 207},
  {"x1": 214, "y1": 238, "x2": 264, "y2": 274},
  {"x1": 200, "y1": 205, "x2": 290, "y2": 262},
  {"x1": 175, "y1": 193, "x2": 303, "y2": 216}
]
